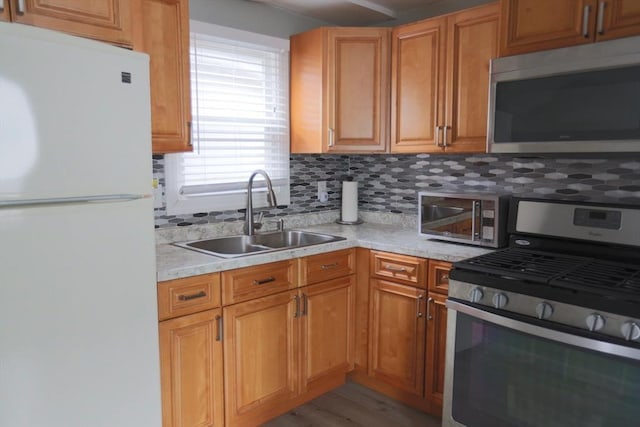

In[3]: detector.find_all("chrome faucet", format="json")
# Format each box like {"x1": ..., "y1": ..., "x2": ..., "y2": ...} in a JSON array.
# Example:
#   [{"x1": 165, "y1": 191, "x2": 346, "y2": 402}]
[{"x1": 244, "y1": 169, "x2": 277, "y2": 235}]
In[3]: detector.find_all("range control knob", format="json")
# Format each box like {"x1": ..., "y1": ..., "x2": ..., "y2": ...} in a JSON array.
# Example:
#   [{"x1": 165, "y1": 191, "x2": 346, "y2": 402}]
[
  {"x1": 586, "y1": 313, "x2": 605, "y2": 332},
  {"x1": 621, "y1": 321, "x2": 640, "y2": 341},
  {"x1": 469, "y1": 287, "x2": 484, "y2": 303},
  {"x1": 535, "y1": 302, "x2": 554, "y2": 320},
  {"x1": 492, "y1": 293, "x2": 509, "y2": 309}
]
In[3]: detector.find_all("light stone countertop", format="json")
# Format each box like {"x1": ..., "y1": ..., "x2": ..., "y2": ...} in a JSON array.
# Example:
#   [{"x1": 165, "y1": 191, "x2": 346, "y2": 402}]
[{"x1": 156, "y1": 221, "x2": 492, "y2": 282}]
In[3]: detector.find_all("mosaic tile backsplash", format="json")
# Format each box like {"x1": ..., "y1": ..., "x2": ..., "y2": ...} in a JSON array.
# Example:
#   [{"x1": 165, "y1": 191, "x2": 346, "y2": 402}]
[{"x1": 153, "y1": 153, "x2": 640, "y2": 228}]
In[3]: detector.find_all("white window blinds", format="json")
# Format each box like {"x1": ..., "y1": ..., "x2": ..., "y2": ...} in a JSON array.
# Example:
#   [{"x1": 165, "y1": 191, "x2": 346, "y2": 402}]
[{"x1": 165, "y1": 21, "x2": 290, "y2": 215}]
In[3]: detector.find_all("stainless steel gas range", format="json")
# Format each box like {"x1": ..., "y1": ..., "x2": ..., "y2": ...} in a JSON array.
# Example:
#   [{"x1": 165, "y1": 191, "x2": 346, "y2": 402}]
[{"x1": 442, "y1": 197, "x2": 640, "y2": 427}]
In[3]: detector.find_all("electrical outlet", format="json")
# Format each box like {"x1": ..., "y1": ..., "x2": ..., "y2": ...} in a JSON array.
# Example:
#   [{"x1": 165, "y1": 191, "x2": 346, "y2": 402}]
[
  {"x1": 317, "y1": 181, "x2": 328, "y2": 202},
  {"x1": 152, "y1": 179, "x2": 164, "y2": 208}
]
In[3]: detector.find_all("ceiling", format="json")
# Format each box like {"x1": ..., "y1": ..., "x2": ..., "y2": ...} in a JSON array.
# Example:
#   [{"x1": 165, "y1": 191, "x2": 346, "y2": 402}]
[{"x1": 248, "y1": 0, "x2": 448, "y2": 26}]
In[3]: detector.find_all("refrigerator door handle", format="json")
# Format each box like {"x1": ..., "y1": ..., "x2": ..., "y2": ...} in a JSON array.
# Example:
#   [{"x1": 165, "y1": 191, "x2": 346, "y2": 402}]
[{"x1": 0, "y1": 194, "x2": 150, "y2": 208}]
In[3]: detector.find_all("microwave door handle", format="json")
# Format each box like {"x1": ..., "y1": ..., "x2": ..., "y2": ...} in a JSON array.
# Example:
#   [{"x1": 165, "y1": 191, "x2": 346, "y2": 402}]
[{"x1": 471, "y1": 201, "x2": 481, "y2": 241}]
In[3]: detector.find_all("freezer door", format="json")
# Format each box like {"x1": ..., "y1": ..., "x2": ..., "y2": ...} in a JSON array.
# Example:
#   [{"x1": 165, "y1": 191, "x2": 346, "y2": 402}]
[
  {"x1": 0, "y1": 22, "x2": 152, "y2": 200},
  {"x1": 0, "y1": 199, "x2": 161, "y2": 427}
]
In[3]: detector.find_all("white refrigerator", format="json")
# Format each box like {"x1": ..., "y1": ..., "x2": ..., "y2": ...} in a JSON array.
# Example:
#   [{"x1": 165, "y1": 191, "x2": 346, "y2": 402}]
[{"x1": 0, "y1": 22, "x2": 161, "y2": 427}]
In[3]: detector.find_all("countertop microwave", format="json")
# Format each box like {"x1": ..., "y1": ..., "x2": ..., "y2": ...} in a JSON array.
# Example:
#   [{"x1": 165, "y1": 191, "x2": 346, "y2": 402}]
[
  {"x1": 488, "y1": 35, "x2": 640, "y2": 154},
  {"x1": 419, "y1": 192, "x2": 510, "y2": 248}
]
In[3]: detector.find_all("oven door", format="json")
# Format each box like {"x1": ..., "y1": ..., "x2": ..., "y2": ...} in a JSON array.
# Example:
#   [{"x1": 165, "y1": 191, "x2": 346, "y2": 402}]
[{"x1": 443, "y1": 299, "x2": 640, "y2": 427}]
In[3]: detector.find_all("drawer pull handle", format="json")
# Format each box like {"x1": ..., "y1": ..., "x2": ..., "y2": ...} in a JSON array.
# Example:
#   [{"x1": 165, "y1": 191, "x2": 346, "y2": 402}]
[
  {"x1": 426, "y1": 297, "x2": 434, "y2": 320},
  {"x1": 302, "y1": 293, "x2": 308, "y2": 316},
  {"x1": 321, "y1": 263, "x2": 338, "y2": 269},
  {"x1": 178, "y1": 291, "x2": 207, "y2": 301},
  {"x1": 441, "y1": 274, "x2": 449, "y2": 282},
  {"x1": 385, "y1": 265, "x2": 407, "y2": 273},
  {"x1": 294, "y1": 295, "x2": 300, "y2": 318},
  {"x1": 215, "y1": 315, "x2": 223, "y2": 341},
  {"x1": 253, "y1": 276, "x2": 276, "y2": 285}
]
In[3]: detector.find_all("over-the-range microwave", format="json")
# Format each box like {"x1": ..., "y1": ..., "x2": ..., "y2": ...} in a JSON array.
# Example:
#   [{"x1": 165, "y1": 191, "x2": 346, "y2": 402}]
[
  {"x1": 419, "y1": 192, "x2": 510, "y2": 248},
  {"x1": 487, "y1": 34, "x2": 640, "y2": 154}
]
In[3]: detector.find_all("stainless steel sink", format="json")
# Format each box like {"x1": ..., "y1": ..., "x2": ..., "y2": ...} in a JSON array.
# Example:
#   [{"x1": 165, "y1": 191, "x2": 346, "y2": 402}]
[
  {"x1": 253, "y1": 230, "x2": 342, "y2": 249},
  {"x1": 174, "y1": 230, "x2": 346, "y2": 258}
]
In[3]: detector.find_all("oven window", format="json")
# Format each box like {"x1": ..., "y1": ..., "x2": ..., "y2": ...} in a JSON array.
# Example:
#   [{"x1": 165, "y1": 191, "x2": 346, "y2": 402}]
[
  {"x1": 452, "y1": 312, "x2": 640, "y2": 427},
  {"x1": 494, "y1": 65, "x2": 640, "y2": 143}
]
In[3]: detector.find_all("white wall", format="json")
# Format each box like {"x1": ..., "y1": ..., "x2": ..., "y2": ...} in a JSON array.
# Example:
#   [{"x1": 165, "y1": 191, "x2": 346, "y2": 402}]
[
  {"x1": 189, "y1": 0, "x2": 327, "y2": 38},
  {"x1": 190, "y1": 0, "x2": 496, "y2": 35},
  {"x1": 384, "y1": 0, "x2": 495, "y2": 26}
]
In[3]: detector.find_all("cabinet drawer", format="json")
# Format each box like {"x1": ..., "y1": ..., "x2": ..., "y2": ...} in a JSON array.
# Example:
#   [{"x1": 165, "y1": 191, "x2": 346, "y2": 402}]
[
  {"x1": 300, "y1": 249, "x2": 355, "y2": 286},
  {"x1": 370, "y1": 251, "x2": 426, "y2": 288},
  {"x1": 222, "y1": 260, "x2": 298, "y2": 305},
  {"x1": 157, "y1": 273, "x2": 221, "y2": 321},
  {"x1": 428, "y1": 260, "x2": 451, "y2": 294}
]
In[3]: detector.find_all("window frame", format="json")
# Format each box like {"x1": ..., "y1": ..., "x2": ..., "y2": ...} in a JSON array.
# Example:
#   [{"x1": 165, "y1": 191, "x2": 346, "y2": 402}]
[{"x1": 165, "y1": 20, "x2": 290, "y2": 216}]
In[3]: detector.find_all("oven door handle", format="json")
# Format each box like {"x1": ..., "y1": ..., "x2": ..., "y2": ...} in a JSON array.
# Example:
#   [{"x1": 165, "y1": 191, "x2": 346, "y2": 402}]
[{"x1": 447, "y1": 299, "x2": 640, "y2": 361}]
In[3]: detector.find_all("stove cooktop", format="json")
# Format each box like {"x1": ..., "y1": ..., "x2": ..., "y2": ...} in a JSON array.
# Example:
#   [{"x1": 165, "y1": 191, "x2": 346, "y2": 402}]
[{"x1": 450, "y1": 248, "x2": 640, "y2": 318}]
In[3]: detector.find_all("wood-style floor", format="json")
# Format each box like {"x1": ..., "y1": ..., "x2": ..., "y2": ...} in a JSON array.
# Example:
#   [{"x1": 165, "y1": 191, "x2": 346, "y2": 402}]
[{"x1": 261, "y1": 381, "x2": 443, "y2": 427}]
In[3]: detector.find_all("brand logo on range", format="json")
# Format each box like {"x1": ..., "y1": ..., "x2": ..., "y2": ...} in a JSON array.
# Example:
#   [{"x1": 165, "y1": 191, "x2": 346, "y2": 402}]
[{"x1": 514, "y1": 239, "x2": 531, "y2": 246}]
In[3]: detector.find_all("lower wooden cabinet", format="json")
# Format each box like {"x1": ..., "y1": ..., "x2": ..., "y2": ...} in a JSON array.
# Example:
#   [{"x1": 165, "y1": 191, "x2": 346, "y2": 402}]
[
  {"x1": 157, "y1": 249, "x2": 449, "y2": 425},
  {"x1": 353, "y1": 251, "x2": 451, "y2": 417},
  {"x1": 425, "y1": 292, "x2": 448, "y2": 413},
  {"x1": 223, "y1": 275, "x2": 356, "y2": 426},
  {"x1": 159, "y1": 308, "x2": 224, "y2": 427},
  {"x1": 223, "y1": 290, "x2": 299, "y2": 427},
  {"x1": 301, "y1": 276, "x2": 356, "y2": 393},
  {"x1": 368, "y1": 279, "x2": 426, "y2": 397}
]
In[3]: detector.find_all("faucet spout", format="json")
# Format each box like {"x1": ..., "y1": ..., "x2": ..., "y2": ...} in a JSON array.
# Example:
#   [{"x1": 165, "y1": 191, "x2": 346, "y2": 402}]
[{"x1": 245, "y1": 169, "x2": 277, "y2": 235}]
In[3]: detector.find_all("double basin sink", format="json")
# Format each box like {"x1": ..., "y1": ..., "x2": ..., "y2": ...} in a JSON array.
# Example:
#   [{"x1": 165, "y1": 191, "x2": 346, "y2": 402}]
[{"x1": 174, "y1": 230, "x2": 346, "y2": 258}]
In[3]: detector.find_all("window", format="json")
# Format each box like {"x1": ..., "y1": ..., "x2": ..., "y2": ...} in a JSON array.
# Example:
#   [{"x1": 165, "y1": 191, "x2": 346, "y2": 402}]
[{"x1": 165, "y1": 21, "x2": 290, "y2": 215}]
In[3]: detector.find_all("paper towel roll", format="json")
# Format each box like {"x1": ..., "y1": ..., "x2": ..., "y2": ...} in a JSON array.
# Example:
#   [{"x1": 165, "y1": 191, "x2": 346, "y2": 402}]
[{"x1": 341, "y1": 181, "x2": 359, "y2": 222}]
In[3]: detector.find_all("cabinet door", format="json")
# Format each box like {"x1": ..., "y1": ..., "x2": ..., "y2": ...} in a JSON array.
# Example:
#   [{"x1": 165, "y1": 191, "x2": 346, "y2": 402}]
[
  {"x1": 300, "y1": 276, "x2": 355, "y2": 392},
  {"x1": 444, "y1": 3, "x2": 499, "y2": 153},
  {"x1": 428, "y1": 260, "x2": 451, "y2": 295},
  {"x1": 10, "y1": 0, "x2": 132, "y2": 46},
  {"x1": 134, "y1": 0, "x2": 192, "y2": 154},
  {"x1": 159, "y1": 309, "x2": 224, "y2": 427},
  {"x1": 1, "y1": 1, "x2": 10, "y2": 21},
  {"x1": 500, "y1": 0, "x2": 596, "y2": 56},
  {"x1": 368, "y1": 279, "x2": 426, "y2": 397},
  {"x1": 223, "y1": 291, "x2": 299, "y2": 427},
  {"x1": 425, "y1": 293, "x2": 447, "y2": 415},
  {"x1": 597, "y1": 0, "x2": 640, "y2": 41},
  {"x1": 390, "y1": 17, "x2": 446, "y2": 153},
  {"x1": 326, "y1": 27, "x2": 389, "y2": 153}
]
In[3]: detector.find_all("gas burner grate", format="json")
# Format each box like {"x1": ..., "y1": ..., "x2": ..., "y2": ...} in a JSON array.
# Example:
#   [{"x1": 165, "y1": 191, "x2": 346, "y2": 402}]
[
  {"x1": 459, "y1": 249, "x2": 585, "y2": 283},
  {"x1": 551, "y1": 260, "x2": 640, "y2": 302},
  {"x1": 455, "y1": 248, "x2": 640, "y2": 303}
]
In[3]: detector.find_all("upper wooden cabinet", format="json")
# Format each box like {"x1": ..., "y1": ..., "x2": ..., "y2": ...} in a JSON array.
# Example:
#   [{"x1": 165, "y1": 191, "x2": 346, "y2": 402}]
[
  {"x1": 500, "y1": 0, "x2": 640, "y2": 57},
  {"x1": 290, "y1": 27, "x2": 390, "y2": 153},
  {"x1": 132, "y1": 0, "x2": 192, "y2": 154},
  {"x1": 1, "y1": 1, "x2": 10, "y2": 21},
  {"x1": 2, "y1": 0, "x2": 132, "y2": 46},
  {"x1": 390, "y1": 3, "x2": 500, "y2": 153}
]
